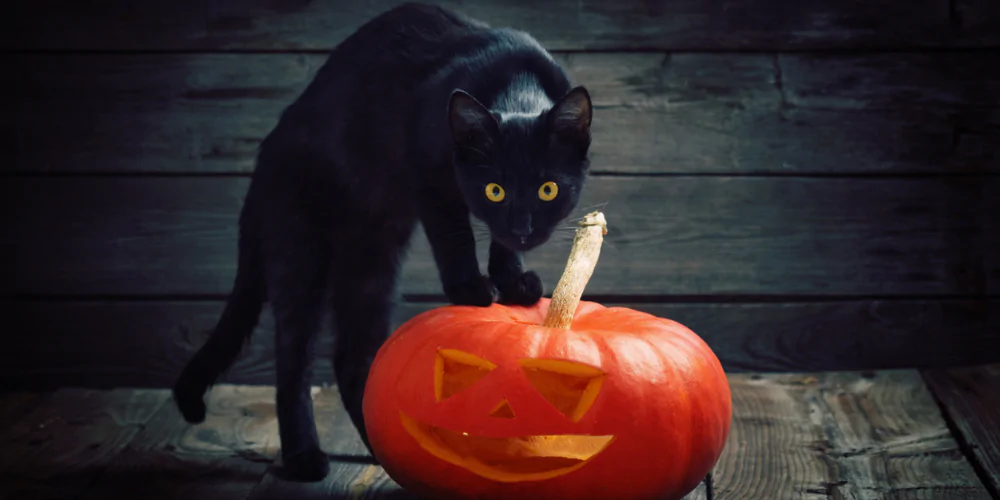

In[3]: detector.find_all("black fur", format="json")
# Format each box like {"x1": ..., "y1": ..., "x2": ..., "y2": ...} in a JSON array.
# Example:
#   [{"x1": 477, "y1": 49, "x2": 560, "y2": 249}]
[{"x1": 173, "y1": 2, "x2": 592, "y2": 481}]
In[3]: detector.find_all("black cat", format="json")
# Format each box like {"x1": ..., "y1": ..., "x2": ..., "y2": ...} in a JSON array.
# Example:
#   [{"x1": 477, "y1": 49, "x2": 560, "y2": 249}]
[{"x1": 172, "y1": 2, "x2": 592, "y2": 481}]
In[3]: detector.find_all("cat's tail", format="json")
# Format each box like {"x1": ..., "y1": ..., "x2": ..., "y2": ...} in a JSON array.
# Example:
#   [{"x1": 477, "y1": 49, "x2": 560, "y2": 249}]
[{"x1": 173, "y1": 232, "x2": 266, "y2": 423}]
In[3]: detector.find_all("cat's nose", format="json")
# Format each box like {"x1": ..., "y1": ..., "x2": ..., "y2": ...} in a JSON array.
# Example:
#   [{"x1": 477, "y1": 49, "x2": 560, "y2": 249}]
[
  {"x1": 511, "y1": 226, "x2": 532, "y2": 240},
  {"x1": 510, "y1": 215, "x2": 533, "y2": 239}
]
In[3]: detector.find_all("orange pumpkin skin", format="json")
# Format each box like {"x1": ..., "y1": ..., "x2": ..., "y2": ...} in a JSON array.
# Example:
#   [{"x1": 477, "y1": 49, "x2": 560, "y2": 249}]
[{"x1": 363, "y1": 297, "x2": 732, "y2": 500}]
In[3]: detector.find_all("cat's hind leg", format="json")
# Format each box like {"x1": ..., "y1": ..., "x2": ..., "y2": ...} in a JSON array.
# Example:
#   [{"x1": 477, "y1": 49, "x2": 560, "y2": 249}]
[
  {"x1": 331, "y1": 235, "x2": 409, "y2": 457},
  {"x1": 262, "y1": 231, "x2": 331, "y2": 482}
]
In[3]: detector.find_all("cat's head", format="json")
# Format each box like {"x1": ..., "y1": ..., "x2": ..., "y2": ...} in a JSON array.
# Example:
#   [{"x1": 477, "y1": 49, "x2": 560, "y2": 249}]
[{"x1": 447, "y1": 86, "x2": 592, "y2": 252}]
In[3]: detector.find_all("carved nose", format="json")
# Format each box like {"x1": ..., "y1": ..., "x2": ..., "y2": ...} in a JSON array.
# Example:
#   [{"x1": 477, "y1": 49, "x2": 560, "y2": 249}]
[{"x1": 489, "y1": 399, "x2": 515, "y2": 419}]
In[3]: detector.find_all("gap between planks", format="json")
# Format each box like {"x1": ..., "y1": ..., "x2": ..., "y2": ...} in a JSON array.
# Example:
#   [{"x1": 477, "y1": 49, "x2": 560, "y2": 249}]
[{"x1": 922, "y1": 364, "x2": 1000, "y2": 499}]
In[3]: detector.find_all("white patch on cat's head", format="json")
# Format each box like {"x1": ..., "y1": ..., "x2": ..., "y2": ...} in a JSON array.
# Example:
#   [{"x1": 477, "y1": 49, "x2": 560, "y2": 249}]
[{"x1": 496, "y1": 73, "x2": 553, "y2": 122}]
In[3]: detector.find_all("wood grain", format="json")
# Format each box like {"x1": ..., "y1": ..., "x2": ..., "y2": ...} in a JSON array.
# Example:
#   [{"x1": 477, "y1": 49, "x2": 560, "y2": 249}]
[
  {"x1": 9, "y1": 53, "x2": 999, "y2": 174},
  {"x1": 0, "y1": 386, "x2": 706, "y2": 499},
  {"x1": 713, "y1": 371, "x2": 991, "y2": 499},
  {"x1": 922, "y1": 364, "x2": 1000, "y2": 496},
  {"x1": 3, "y1": 176, "x2": 996, "y2": 297},
  {"x1": 76, "y1": 386, "x2": 279, "y2": 500},
  {"x1": 779, "y1": 53, "x2": 1000, "y2": 110},
  {"x1": 0, "y1": 375, "x2": 990, "y2": 499},
  {"x1": 0, "y1": 388, "x2": 169, "y2": 499},
  {"x1": 7, "y1": 0, "x2": 984, "y2": 52},
  {"x1": 2, "y1": 299, "x2": 997, "y2": 389}
]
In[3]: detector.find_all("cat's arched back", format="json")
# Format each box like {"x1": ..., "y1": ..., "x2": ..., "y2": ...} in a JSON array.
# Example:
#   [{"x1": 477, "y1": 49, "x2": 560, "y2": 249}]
[{"x1": 173, "y1": 2, "x2": 593, "y2": 481}]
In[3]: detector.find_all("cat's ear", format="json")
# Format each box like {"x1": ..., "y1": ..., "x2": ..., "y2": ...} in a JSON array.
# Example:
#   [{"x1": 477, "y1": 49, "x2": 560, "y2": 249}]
[
  {"x1": 448, "y1": 89, "x2": 499, "y2": 154},
  {"x1": 548, "y1": 86, "x2": 592, "y2": 143}
]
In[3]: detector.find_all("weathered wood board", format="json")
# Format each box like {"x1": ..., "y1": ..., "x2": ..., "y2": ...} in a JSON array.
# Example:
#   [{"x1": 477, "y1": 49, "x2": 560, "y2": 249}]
[
  {"x1": 923, "y1": 364, "x2": 1000, "y2": 496},
  {"x1": 77, "y1": 386, "x2": 280, "y2": 500},
  {"x1": 9, "y1": 53, "x2": 999, "y2": 174},
  {"x1": 3, "y1": 299, "x2": 998, "y2": 389},
  {"x1": 0, "y1": 386, "x2": 704, "y2": 500},
  {"x1": 2, "y1": 177, "x2": 996, "y2": 297},
  {"x1": 713, "y1": 370, "x2": 991, "y2": 498},
  {"x1": 0, "y1": 388, "x2": 169, "y2": 499},
  {"x1": 8, "y1": 0, "x2": 991, "y2": 52},
  {"x1": 3, "y1": 372, "x2": 993, "y2": 499}
]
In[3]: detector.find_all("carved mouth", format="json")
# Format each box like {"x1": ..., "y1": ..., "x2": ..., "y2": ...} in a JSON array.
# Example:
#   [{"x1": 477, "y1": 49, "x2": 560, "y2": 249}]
[{"x1": 399, "y1": 411, "x2": 615, "y2": 483}]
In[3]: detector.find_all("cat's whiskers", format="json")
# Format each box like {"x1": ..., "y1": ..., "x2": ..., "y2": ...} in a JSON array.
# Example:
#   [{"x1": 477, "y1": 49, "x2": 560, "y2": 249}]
[
  {"x1": 549, "y1": 213, "x2": 619, "y2": 251},
  {"x1": 577, "y1": 200, "x2": 611, "y2": 211},
  {"x1": 565, "y1": 201, "x2": 610, "y2": 223},
  {"x1": 470, "y1": 222, "x2": 492, "y2": 243}
]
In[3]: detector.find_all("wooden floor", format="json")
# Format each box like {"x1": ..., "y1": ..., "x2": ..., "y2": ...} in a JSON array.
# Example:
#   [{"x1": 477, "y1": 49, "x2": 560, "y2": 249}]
[{"x1": 1, "y1": 365, "x2": 997, "y2": 500}]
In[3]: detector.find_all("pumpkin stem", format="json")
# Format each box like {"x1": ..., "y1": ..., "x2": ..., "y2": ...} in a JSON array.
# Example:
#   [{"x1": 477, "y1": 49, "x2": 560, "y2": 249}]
[{"x1": 542, "y1": 210, "x2": 607, "y2": 329}]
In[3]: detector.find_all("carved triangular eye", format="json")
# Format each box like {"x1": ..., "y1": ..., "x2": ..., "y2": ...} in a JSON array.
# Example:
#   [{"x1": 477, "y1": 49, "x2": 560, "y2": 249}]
[
  {"x1": 520, "y1": 359, "x2": 605, "y2": 421},
  {"x1": 435, "y1": 349, "x2": 497, "y2": 402}
]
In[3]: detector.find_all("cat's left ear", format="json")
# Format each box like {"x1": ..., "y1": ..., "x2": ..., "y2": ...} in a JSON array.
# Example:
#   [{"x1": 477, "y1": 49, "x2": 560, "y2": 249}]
[
  {"x1": 548, "y1": 86, "x2": 592, "y2": 143},
  {"x1": 448, "y1": 89, "x2": 500, "y2": 153}
]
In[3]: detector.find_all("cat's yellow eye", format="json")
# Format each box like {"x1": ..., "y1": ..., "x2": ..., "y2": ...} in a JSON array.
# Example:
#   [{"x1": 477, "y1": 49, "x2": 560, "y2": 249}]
[
  {"x1": 538, "y1": 181, "x2": 559, "y2": 201},
  {"x1": 485, "y1": 183, "x2": 505, "y2": 202}
]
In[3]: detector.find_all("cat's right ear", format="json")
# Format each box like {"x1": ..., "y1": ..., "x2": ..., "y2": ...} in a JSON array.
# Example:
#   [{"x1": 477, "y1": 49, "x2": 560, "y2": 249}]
[
  {"x1": 549, "y1": 86, "x2": 592, "y2": 143},
  {"x1": 448, "y1": 89, "x2": 500, "y2": 155}
]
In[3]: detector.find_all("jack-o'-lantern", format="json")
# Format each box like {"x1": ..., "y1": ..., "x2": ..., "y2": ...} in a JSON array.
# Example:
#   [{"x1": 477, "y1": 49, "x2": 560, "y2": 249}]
[{"x1": 363, "y1": 212, "x2": 732, "y2": 500}]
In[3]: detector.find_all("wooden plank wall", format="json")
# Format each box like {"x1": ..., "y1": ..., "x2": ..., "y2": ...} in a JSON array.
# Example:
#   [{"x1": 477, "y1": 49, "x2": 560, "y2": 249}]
[{"x1": 4, "y1": 0, "x2": 999, "y2": 388}]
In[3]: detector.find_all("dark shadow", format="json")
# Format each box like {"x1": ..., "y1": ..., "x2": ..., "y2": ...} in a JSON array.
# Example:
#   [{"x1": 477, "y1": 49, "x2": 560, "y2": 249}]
[
  {"x1": 321, "y1": 492, "x2": 419, "y2": 500},
  {"x1": 326, "y1": 453, "x2": 380, "y2": 465},
  {"x1": 13, "y1": 458, "x2": 272, "y2": 500},
  {"x1": 5, "y1": 450, "x2": 414, "y2": 499},
  {"x1": 261, "y1": 453, "x2": 422, "y2": 499}
]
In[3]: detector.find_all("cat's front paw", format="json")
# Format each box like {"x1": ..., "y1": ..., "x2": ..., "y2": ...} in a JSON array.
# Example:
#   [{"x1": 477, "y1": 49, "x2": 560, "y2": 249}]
[
  {"x1": 276, "y1": 446, "x2": 330, "y2": 482},
  {"x1": 495, "y1": 270, "x2": 543, "y2": 306},
  {"x1": 444, "y1": 275, "x2": 498, "y2": 307}
]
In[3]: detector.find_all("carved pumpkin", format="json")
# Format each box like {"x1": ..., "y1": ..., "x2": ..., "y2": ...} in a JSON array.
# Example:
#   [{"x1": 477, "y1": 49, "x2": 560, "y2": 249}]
[{"x1": 363, "y1": 212, "x2": 732, "y2": 500}]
